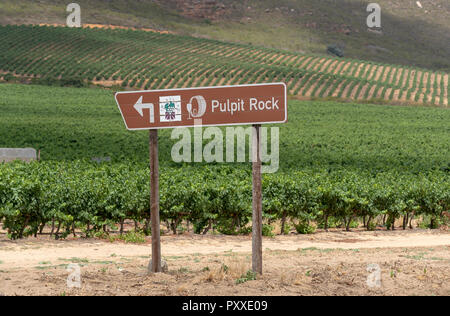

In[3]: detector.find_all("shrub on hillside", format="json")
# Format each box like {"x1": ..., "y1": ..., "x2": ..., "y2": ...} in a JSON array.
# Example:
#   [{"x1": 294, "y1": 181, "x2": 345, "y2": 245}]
[{"x1": 327, "y1": 45, "x2": 344, "y2": 57}]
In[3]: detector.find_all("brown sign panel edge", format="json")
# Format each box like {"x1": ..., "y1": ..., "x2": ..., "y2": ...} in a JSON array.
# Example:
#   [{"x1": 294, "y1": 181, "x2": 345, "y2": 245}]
[{"x1": 115, "y1": 82, "x2": 288, "y2": 131}]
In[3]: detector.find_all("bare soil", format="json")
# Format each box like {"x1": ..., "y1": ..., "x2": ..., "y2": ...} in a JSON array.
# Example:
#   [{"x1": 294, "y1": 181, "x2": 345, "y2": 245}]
[
  {"x1": 331, "y1": 80, "x2": 347, "y2": 98},
  {"x1": 365, "y1": 85, "x2": 377, "y2": 100},
  {"x1": 299, "y1": 57, "x2": 313, "y2": 69},
  {"x1": 0, "y1": 229, "x2": 449, "y2": 296},
  {"x1": 381, "y1": 67, "x2": 391, "y2": 83},
  {"x1": 350, "y1": 83, "x2": 361, "y2": 99},
  {"x1": 323, "y1": 80, "x2": 337, "y2": 98},
  {"x1": 353, "y1": 63, "x2": 365, "y2": 78},
  {"x1": 38, "y1": 23, "x2": 172, "y2": 34},
  {"x1": 366, "y1": 64, "x2": 377, "y2": 81},
  {"x1": 444, "y1": 74, "x2": 449, "y2": 107},
  {"x1": 374, "y1": 66, "x2": 385, "y2": 82}
]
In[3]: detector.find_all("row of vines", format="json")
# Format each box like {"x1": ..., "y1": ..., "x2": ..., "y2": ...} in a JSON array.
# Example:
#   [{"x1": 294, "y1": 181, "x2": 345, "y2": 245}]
[
  {"x1": 0, "y1": 25, "x2": 448, "y2": 107},
  {"x1": 0, "y1": 161, "x2": 448, "y2": 240}
]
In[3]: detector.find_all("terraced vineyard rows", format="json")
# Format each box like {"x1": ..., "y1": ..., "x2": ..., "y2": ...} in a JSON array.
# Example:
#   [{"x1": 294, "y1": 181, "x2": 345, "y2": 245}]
[{"x1": 0, "y1": 24, "x2": 448, "y2": 107}]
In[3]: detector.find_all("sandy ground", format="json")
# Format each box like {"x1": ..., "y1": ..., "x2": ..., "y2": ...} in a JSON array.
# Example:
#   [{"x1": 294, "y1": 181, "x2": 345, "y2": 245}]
[{"x1": 0, "y1": 229, "x2": 449, "y2": 296}]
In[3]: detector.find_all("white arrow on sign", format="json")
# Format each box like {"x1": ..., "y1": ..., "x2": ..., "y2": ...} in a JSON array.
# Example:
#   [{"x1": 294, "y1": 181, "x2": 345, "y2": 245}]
[{"x1": 134, "y1": 96, "x2": 155, "y2": 123}]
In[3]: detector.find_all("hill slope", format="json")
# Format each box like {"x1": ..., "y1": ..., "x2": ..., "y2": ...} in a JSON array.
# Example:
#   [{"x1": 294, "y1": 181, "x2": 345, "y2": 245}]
[
  {"x1": 1, "y1": 84, "x2": 449, "y2": 173},
  {"x1": 0, "y1": 25, "x2": 448, "y2": 107},
  {"x1": 0, "y1": 0, "x2": 449, "y2": 72}
]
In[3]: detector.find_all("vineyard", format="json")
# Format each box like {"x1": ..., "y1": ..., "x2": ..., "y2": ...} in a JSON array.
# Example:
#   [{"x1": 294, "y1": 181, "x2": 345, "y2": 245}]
[
  {"x1": 0, "y1": 24, "x2": 448, "y2": 107},
  {"x1": 1, "y1": 3, "x2": 449, "y2": 297},
  {"x1": 1, "y1": 84, "x2": 449, "y2": 169},
  {"x1": 1, "y1": 161, "x2": 449, "y2": 240},
  {"x1": 1, "y1": 84, "x2": 449, "y2": 240}
]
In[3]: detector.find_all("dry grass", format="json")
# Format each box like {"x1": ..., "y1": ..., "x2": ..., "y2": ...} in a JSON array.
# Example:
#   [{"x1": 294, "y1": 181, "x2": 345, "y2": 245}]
[{"x1": 203, "y1": 257, "x2": 251, "y2": 283}]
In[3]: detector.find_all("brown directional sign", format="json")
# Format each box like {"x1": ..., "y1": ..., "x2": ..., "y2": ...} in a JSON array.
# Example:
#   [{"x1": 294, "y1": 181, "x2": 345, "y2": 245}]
[{"x1": 115, "y1": 83, "x2": 287, "y2": 130}]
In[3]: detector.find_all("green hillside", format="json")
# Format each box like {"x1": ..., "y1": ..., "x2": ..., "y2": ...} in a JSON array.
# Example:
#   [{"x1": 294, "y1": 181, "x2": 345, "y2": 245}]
[
  {"x1": 0, "y1": 25, "x2": 448, "y2": 107},
  {"x1": 1, "y1": 84, "x2": 449, "y2": 173},
  {"x1": 0, "y1": 0, "x2": 449, "y2": 72}
]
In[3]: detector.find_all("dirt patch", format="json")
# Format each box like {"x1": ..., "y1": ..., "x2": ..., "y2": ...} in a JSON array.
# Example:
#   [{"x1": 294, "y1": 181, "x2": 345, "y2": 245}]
[
  {"x1": 305, "y1": 57, "x2": 320, "y2": 71},
  {"x1": 443, "y1": 74, "x2": 448, "y2": 107},
  {"x1": 421, "y1": 72, "x2": 429, "y2": 93},
  {"x1": 155, "y1": 0, "x2": 229, "y2": 20},
  {"x1": 384, "y1": 88, "x2": 392, "y2": 100},
  {"x1": 350, "y1": 83, "x2": 361, "y2": 99},
  {"x1": 313, "y1": 58, "x2": 327, "y2": 72},
  {"x1": 436, "y1": 74, "x2": 442, "y2": 99},
  {"x1": 317, "y1": 59, "x2": 331, "y2": 72},
  {"x1": 284, "y1": 55, "x2": 299, "y2": 66},
  {"x1": 332, "y1": 61, "x2": 346, "y2": 75},
  {"x1": 381, "y1": 67, "x2": 391, "y2": 83},
  {"x1": 270, "y1": 53, "x2": 289, "y2": 65},
  {"x1": 325, "y1": 60, "x2": 338, "y2": 74},
  {"x1": 341, "y1": 81, "x2": 353, "y2": 98},
  {"x1": 387, "y1": 68, "x2": 397, "y2": 85},
  {"x1": 304, "y1": 77, "x2": 321, "y2": 96},
  {"x1": 357, "y1": 83, "x2": 369, "y2": 100},
  {"x1": 0, "y1": 230, "x2": 448, "y2": 296},
  {"x1": 291, "y1": 56, "x2": 306, "y2": 68},
  {"x1": 299, "y1": 57, "x2": 313, "y2": 69},
  {"x1": 366, "y1": 84, "x2": 378, "y2": 100},
  {"x1": 323, "y1": 80, "x2": 338, "y2": 97},
  {"x1": 298, "y1": 74, "x2": 317, "y2": 96},
  {"x1": 38, "y1": 23, "x2": 172, "y2": 34},
  {"x1": 347, "y1": 63, "x2": 358, "y2": 76},
  {"x1": 332, "y1": 238, "x2": 365, "y2": 243},
  {"x1": 366, "y1": 64, "x2": 377, "y2": 81},
  {"x1": 332, "y1": 80, "x2": 347, "y2": 97},
  {"x1": 393, "y1": 89, "x2": 401, "y2": 102},
  {"x1": 394, "y1": 68, "x2": 403, "y2": 86},
  {"x1": 400, "y1": 69, "x2": 409, "y2": 88},
  {"x1": 291, "y1": 76, "x2": 304, "y2": 94},
  {"x1": 374, "y1": 66, "x2": 385, "y2": 81},
  {"x1": 92, "y1": 79, "x2": 123, "y2": 87},
  {"x1": 354, "y1": 63, "x2": 366, "y2": 78}
]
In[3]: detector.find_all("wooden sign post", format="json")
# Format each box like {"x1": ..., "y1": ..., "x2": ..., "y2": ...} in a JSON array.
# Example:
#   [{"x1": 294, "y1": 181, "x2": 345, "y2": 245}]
[
  {"x1": 115, "y1": 83, "x2": 287, "y2": 274},
  {"x1": 252, "y1": 124, "x2": 263, "y2": 274},
  {"x1": 149, "y1": 129, "x2": 161, "y2": 273}
]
